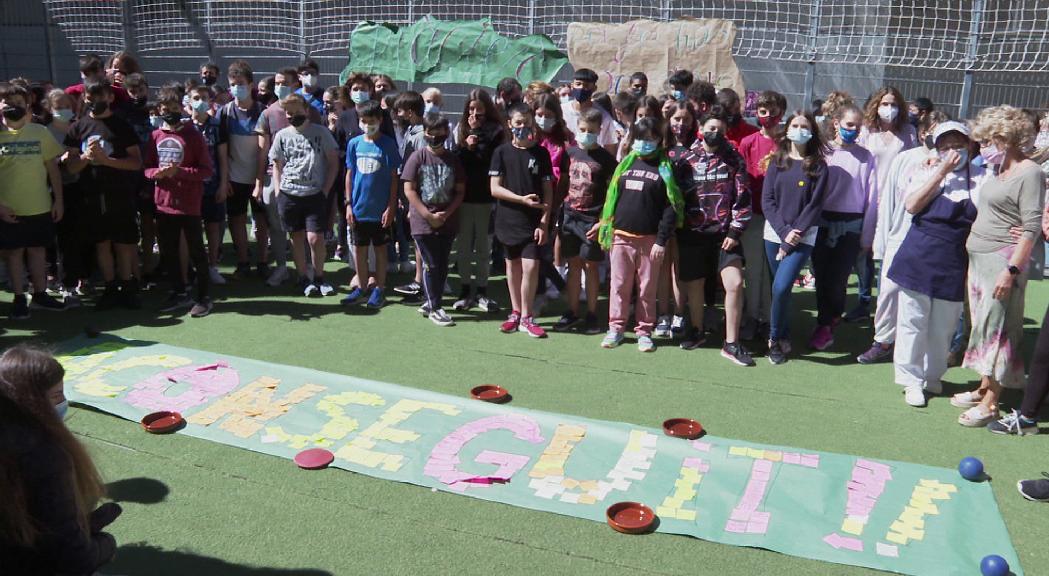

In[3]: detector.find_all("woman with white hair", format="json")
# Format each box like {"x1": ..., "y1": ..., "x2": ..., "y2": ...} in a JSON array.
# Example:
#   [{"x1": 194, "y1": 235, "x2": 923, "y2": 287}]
[{"x1": 955, "y1": 105, "x2": 1045, "y2": 427}]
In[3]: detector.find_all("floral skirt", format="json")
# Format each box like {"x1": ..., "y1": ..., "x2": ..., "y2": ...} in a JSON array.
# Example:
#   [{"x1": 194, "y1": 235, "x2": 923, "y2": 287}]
[{"x1": 963, "y1": 250, "x2": 1028, "y2": 388}]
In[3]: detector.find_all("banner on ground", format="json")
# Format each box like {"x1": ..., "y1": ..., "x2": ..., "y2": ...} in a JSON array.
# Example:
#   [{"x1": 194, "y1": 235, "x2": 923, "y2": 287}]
[
  {"x1": 567, "y1": 19, "x2": 745, "y2": 97},
  {"x1": 339, "y1": 16, "x2": 568, "y2": 88},
  {"x1": 60, "y1": 338, "x2": 1021, "y2": 576}
]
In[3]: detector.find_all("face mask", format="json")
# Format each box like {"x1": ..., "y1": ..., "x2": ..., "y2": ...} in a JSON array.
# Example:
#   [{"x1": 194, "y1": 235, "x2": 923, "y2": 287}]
[
  {"x1": 787, "y1": 127, "x2": 812, "y2": 145},
  {"x1": 162, "y1": 112, "x2": 182, "y2": 127},
  {"x1": 230, "y1": 84, "x2": 250, "y2": 101},
  {"x1": 670, "y1": 89, "x2": 686, "y2": 102},
  {"x1": 757, "y1": 115, "x2": 780, "y2": 129},
  {"x1": 577, "y1": 132, "x2": 598, "y2": 148},
  {"x1": 980, "y1": 143, "x2": 1006, "y2": 165},
  {"x1": 631, "y1": 87, "x2": 646, "y2": 98},
  {"x1": 53, "y1": 108, "x2": 74, "y2": 122},
  {"x1": 671, "y1": 123, "x2": 688, "y2": 135},
  {"x1": 191, "y1": 99, "x2": 210, "y2": 114},
  {"x1": 425, "y1": 133, "x2": 448, "y2": 148},
  {"x1": 55, "y1": 400, "x2": 69, "y2": 420},
  {"x1": 424, "y1": 103, "x2": 440, "y2": 115},
  {"x1": 149, "y1": 115, "x2": 163, "y2": 129},
  {"x1": 201, "y1": 75, "x2": 217, "y2": 86},
  {"x1": 570, "y1": 88, "x2": 593, "y2": 103},
  {"x1": 632, "y1": 139, "x2": 658, "y2": 156},
  {"x1": 274, "y1": 85, "x2": 292, "y2": 100},
  {"x1": 358, "y1": 121, "x2": 378, "y2": 136},
  {"x1": 940, "y1": 148, "x2": 970, "y2": 170},
  {"x1": 702, "y1": 130, "x2": 724, "y2": 147},
  {"x1": 838, "y1": 126, "x2": 860, "y2": 144},
  {"x1": 350, "y1": 90, "x2": 370, "y2": 104},
  {"x1": 878, "y1": 105, "x2": 898, "y2": 122},
  {"x1": 182, "y1": 94, "x2": 191, "y2": 109},
  {"x1": 300, "y1": 74, "x2": 315, "y2": 89},
  {"x1": 908, "y1": 112, "x2": 919, "y2": 126},
  {"x1": 559, "y1": 96, "x2": 572, "y2": 107},
  {"x1": 289, "y1": 114, "x2": 307, "y2": 128},
  {"x1": 510, "y1": 126, "x2": 533, "y2": 142},
  {"x1": 2, "y1": 105, "x2": 27, "y2": 122},
  {"x1": 536, "y1": 116, "x2": 555, "y2": 132},
  {"x1": 815, "y1": 115, "x2": 826, "y2": 125},
  {"x1": 89, "y1": 100, "x2": 109, "y2": 115}
]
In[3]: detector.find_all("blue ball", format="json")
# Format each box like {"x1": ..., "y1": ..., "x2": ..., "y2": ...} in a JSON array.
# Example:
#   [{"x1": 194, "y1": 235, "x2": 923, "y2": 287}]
[
  {"x1": 980, "y1": 554, "x2": 1009, "y2": 576},
  {"x1": 959, "y1": 456, "x2": 984, "y2": 481}
]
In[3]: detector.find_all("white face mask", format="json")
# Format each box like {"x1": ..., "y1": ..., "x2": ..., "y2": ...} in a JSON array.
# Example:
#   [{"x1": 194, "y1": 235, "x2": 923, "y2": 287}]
[
  {"x1": 878, "y1": 104, "x2": 898, "y2": 122},
  {"x1": 300, "y1": 74, "x2": 316, "y2": 89}
]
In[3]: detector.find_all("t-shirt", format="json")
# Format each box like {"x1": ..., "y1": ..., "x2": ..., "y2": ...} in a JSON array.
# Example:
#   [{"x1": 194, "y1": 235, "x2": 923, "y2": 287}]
[
  {"x1": 967, "y1": 164, "x2": 1045, "y2": 254},
  {"x1": 401, "y1": 147, "x2": 465, "y2": 235},
  {"x1": 217, "y1": 100, "x2": 264, "y2": 184},
  {"x1": 255, "y1": 101, "x2": 322, "y2": 174},
  {"x1": 0, "y1": 122, "x2": 63, "y2": 215},
  {"x1": 489, "y1": 143, "x2": 553, "y2": 245},
  {"x1": 63, "y1": 114, "x2": 139, "y2": 196},
  {"x1": 725, "y1": 119, "x2": 759, "y2": 149},
  {"x1": 193, "y1": 115, "x2": 221, "y2": 195},
  {"x1": 47, "y1": 122, "x2": 79, "y2": 185},
  {"x1": 399, "y1": 124, "x2": 425, "y2": 169},
  {"x1": 346, "y1": 134, "x2": 401, "y2": 222},
  {"x1": 562, "y1": 104, "x2": 616, "y2": 148},
  {"x1": 269, "y1": 123, "x2": 338, "y2": 196},
  {"x1": 563, "y1": 145, "x2": 617, "y2": 220},
  {"x1": 612, "y1": 155, "x2": 677, "y2": 245},
  {"x1": 454, "y1": 123, "x2": 506, "y2": 203},
  {"x1": 738, "y1": 131, "x2": 778, "y2": 216}
]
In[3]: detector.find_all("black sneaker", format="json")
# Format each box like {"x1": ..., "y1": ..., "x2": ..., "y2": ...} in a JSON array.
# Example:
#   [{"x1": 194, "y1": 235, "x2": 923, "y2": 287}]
[
  {"x1": 768, "y1": 340, "x2": 788, "y2": 365},
  {"x1": 120, "y1": 279, "x2": 141, "y2": 309},
  {"x1": 256, "y1": 262, "x2": 271, "y2": 279},
  {"x1": 159, "y1": 292, "x2": 193, "y2": 313},
  {"x1": 95, "y1": 284, "x2": 121, "y2": 311},
  {"x1": 1018, "y1": 473, "x2": 1049, "y2": 502},
  {"x1": 233, "y1": 262, "x2": 253, "y2": 279},
  {"x1": 10, "y1": 295, "x2": 29, "y2": 320},
  {"x1": 988, "y1": 410, "x2": 1039, "y2": 436},
  {"x1": 583, "y1": 312, "x2": 602, "y2": 335},
  {"x1": 721, "y1": 342, "x2": 756, "y2": 367},
  {"x1": 31, "y1": 291, "x2": 67, "y2": 311},
  {"x1": 553, "y1": 312, "x2": 581, "y2": 332},
  {"x1": 679, "y1": 328, "x2": 706, "y2": 350},
  {"x1": 394, "y1": 281, "x2": 421, "y2": 296}
]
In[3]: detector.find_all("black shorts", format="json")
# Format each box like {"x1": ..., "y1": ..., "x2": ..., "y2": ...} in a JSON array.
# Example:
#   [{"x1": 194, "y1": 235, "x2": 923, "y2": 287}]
[
  {"x1": 503, "y1": 240, "x2": 540, "y2": 261},
  {"x1": 559, "y1": 210, "x2": 603, "y2": 262},
  {"x1": 0, "y1": 212, "x2": 55, "y2": 250},
  {"x1": 201, "y1": 190, "x2": 227, "y2": 224},
  {"x1": 351, "y1": 220, "x2": 389, "y2": 247},
  {"x1": 278, "y1": 192, "x2": 328, "y2": 233},
  {"x1": 677, "y1": 233, "x2": 744, "y2": 283},
  {"x1": 84, "y1": 189, "x2": 139, "y2": 245},
  {"x1": 226, "y1": 181, "x2": 265, "y2": 218}
]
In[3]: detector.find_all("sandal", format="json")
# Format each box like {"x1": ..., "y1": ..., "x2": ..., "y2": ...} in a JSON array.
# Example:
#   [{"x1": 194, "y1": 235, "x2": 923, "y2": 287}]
[
  {"x1": 959, "y1": 405, "x2": 997, "y2": 428},
  {"x1": 951, "y1": 390, "x2": 984, "y2": 408}
]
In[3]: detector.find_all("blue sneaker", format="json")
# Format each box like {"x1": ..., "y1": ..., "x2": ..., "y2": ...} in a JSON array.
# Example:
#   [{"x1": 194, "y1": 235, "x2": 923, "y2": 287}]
[
  {"x1": 366, "y1": 286, "x2": 385, "y2": 308},
  {"x1": 340, "y1": 287, "x2": 363, "y2": 305}
]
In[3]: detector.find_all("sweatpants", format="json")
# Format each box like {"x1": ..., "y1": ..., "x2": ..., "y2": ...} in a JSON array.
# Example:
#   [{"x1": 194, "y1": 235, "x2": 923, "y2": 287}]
[
  {"x1": 609, "y1": 233, "x2": 659, "y2": 337},
  {"x1": 262, "y1": 178, "x2": 288, "y2": 268},
  {"x1": 414, "y1": 233, "x2": 455, "y2": 311},
  {"x1": 893, "y1": 287, "x2": 962, "y2": 393},
  {"x1": 811, "y1": 226, "x2": 862, "y2": 326},
  {"x1": 157, "y1": 213, "x2": 209, "y2": 301},
  {"x1": 454, "y1": 202, "x2": 493, "y2": 290},
  {"x1": 873, "y1": 244, "x2": 902, "y2": 344},
  {"x1": 742, "y1": 214, "x2": 772, "y2": 323}
]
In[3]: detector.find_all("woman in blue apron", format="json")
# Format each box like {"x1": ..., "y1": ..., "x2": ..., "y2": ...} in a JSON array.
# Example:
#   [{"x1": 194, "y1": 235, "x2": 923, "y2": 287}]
[{"x1": 888, "y1": 121, "x2": 987, "y2": 407}]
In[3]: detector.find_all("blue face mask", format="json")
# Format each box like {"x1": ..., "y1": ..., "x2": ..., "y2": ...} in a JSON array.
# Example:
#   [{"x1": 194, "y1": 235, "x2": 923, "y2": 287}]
[
  {"x1": 53, "y1": 109, "x2": 74, "y2": 122},
  {"x1": 55, "y1": 400, "x2": 69, "y2": 420},
  {"x1": 787, "y1": 127, "x2": 813, "y2": 145},
  {"x1": 274, "y1": 85, "x2": 292, "y2": 100},
  {"x1": 350, "y1": 90, "x2": 370, "y2": 104},
  {"x1": 940, "y1": 149, "x2": 970, "y2": 170},
  {"x1": 424, "y1": 103, "x2": 439, "y2": 115},
  {"x1": 839, "y1": 126, "x2": 860, "y2": 144},
  {"x1": 191, "y1": 99, "x2": 210, "y2": 114},
  {"x1": 671, "y1": 90, "x2": 686, "y2": 102},
  {"x1": 511, "y1": 126, "x2": 533, "y2": 142},
  {"x1": 230, "y1": 84, "x2": 250, "y2": 101},
  {"x1": 577, "y1": 132, "x2": 598, "y2": 148},
  {"x1": 632, "y1": 139, "x2": 658, "y2": 156}
]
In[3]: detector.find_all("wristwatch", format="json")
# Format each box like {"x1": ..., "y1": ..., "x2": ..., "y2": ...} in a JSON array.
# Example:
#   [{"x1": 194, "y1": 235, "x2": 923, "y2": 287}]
[{"x1": 1007, "y1": 265, "x2": 1021, "y2": 276}]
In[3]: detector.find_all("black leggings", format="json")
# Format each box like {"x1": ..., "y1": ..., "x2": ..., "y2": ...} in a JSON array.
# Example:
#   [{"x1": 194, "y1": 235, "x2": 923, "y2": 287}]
[
  {"x1": 1021, "y1": 301, "x2": 1049, "y2": 419},
  {"x1": 811, "y1": 227, "x2": 861, "y2": 327},
  {"x1": 414, "y1": 233, "x2": 455, "y2": 311},
  {"x1": 157, "y1": 213, "x2": 209, "y2": 301}
]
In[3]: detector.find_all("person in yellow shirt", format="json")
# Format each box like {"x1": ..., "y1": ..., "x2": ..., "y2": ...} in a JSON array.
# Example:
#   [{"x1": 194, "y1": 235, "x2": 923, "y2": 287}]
[{"x1": 0, "y1": 82, "x2": 65, "y2": 319}]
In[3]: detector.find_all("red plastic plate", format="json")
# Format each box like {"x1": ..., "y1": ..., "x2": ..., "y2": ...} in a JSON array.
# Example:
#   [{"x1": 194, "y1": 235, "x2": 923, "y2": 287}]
[
  {"x1": 662, "y1": 418, "x2": 704, "y2": 440},
  {"x1": 140, "y1": 411, "x2": 185, "y2": 434},
  {"x1": 470, "y1": 385, "x2": 511, "y2": 404}
]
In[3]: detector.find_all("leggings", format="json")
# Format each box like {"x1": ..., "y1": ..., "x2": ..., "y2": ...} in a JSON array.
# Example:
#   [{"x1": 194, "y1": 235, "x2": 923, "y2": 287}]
[
  {"x1": 1020, "y1": 301, "x2": 1049, "y2": 419},
  {"x1": 811, "y1": 227, "x2": 861, "y2": 327},
  {"x1": 157, "y1": 213, "x2": 209, "y2": 301}
]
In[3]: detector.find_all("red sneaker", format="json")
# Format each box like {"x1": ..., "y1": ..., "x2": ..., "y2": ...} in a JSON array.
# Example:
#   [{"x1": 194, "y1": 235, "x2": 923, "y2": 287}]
[
  {"x1": 518, "y1": 316, "x2": 547, "y2": 338},
  {"x1": 500, "y1": 311, "x2": 521, "y2": 333}
]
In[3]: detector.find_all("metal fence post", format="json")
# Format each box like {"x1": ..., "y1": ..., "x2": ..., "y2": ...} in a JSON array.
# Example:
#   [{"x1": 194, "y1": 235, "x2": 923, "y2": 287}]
[
  {"x1": 42, "y1": 2, "x2": 57, "y2": 82},
  {"x1": 299, "y1": 0, "x2": 308, "y2": 57},
  {"x1": 122, "y1": 0, "x2": 137, "y2": 53},
  {"x1": 803, "y1": 0, "x2": 822, "y2": 108},
  {"x1": 959, "y1": 0, "x2": 985, "y2": 119}
]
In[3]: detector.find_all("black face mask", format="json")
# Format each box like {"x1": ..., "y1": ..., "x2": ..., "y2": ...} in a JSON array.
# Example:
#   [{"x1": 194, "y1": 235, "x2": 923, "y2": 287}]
[
  {"x1": 702, "y1": 130, "x2": 724, "y2": 147},
  {"x1": 923, "y1": 134, "x2": 934, "y2": 149},
  {"x1": 289, "y1": 114, "x2": 307, "y2": 127},
  {"x1": 89, "y1": 100, "x2": 109, "y2": 115},
  {"x1": 161, "y1": 112, "x2": 182, "y2": 126},
  {"x1": 201, "y1": 75, "x2": 217, "y2": 86},
  {"x1": 1, "y1": 105, "x2": 27, "y2": 122},
  {"x1": 425, "y1": 133, "x2": 448, "y2": 148}
]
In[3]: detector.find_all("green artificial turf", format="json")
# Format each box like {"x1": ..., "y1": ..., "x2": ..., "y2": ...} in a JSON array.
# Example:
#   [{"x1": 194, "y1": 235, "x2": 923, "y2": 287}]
[{"x1": 2, "y1": 259, "x2": 1048, "y2": 576}]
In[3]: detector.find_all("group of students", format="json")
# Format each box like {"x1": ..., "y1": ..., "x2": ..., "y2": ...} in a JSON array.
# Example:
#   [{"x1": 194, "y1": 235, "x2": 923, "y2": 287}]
[{"x1": 3, "y1": 52, "x2": 1049, "y2": 426}]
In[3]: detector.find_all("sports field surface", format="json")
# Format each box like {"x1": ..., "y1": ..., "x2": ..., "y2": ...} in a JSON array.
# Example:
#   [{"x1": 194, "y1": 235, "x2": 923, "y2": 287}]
[{"x1": 3, "y1": 261, "x2": 1047, "y2": 576}]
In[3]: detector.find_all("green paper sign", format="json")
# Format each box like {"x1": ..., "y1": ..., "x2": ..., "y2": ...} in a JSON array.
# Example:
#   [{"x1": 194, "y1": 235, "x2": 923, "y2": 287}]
[
  {"x1": 338, "y1": 17, "x2": 568, "y2": 88},
  {"x1": 60, "y1": 338, "x2": 1022, "y2": 576}
]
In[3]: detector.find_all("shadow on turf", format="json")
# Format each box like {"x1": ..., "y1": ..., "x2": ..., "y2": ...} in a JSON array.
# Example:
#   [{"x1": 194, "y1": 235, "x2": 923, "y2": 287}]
[
  {"x1": 106, "y1": 477, "x2": 170, "y2": 504},
  {"x1": 108, "y1": 543, "x2": 333, "y2": 575}
]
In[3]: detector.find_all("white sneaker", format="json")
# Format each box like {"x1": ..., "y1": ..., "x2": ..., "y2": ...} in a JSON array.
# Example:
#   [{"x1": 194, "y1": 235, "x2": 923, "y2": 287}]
[
  {"x1": 452, "y1": 296, "x2": 474, "y2": 311},
  {"x1": 670, "y1": 314, "x2": 686, "y2": 334},
  {"x1": 417, "y1": 302, "x2": 432, "y2": 316},
  {"x1": 266, "y1": 265, "x2": 289, "y2": 287},
  {"x1": 208, "y1": 266, "x2": 226, "y2": 285},
  {"x1": 654, "y1": 315, "x2": 672, "y2": 338},
  {"x1": 430, "y1": 308, "x2": 455, "y2": 327},
  {"x1": 904, "y1": 386, "x2": 927, "y2": 407},
  {"x1": 476, "y1": 295, "x2": 498, "y2": 313},
  {"x1": 318, "y1": 281, "x2": 335, "y2": 296}
]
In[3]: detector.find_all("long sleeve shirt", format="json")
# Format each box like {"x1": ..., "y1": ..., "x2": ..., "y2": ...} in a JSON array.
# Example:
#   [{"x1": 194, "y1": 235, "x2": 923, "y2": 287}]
[
  {"x1": 824, "y1": 143, "x2": 879, "y2": 247},
  {"x1": 612, "y1": 155, "x2": 678, "y2": 246},
  {"x1": 762, "y1": 157, "x2": 828, "y2": 252},
  {"x1": 674, "y1": 142, "x2": 752, "y2": 239},
  {"x1": 144, "y1": 123, "x2": 214, "y2": 217}
]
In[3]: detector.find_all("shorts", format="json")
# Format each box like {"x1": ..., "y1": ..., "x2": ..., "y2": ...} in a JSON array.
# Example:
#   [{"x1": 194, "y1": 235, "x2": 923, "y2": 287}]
[
  {"x1": 226, "y1": 181, "x2": 265, "y2": 218},
  {"x1": 559, "y1": 210, "x2": 603, "y2": 262},
  {"x1": 503, "y1": 240, "x2": 540, "y2": 261},
  {"x1": 84, "y1": 189, "x2": 140, "y2": 245},
  {"x1": 0, "y1": 212, "x2": 55, "y2": 250},
  {"x1": 677, "y1": 233, "x2": 744, "y2": 283},
  {"x1": 278, "y1": 192, "x2": 328, "y2": 233},
  {"x1": 351, "y1": 220, "x2": 390, "y2": 247},
  {"x1": 201, "y1": 190, "x2": 227, "y2": 224}
]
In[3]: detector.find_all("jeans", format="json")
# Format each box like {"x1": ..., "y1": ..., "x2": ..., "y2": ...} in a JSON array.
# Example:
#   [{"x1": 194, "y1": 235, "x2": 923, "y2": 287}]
[
  {"x1": 854, "y1": 251, "x2": 875, "y2": 307},
  {"x1": 414, "y1": 233, "x2": 455, "y2": 311},
  {"x1": 765, "y1": 241, "x2": 813, "y2": 341}
]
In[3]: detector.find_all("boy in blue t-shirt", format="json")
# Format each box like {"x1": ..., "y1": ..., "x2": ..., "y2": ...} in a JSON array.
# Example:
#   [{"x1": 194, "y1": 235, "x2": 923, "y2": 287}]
[{"x1": 342, "y1": 100, "x2": 401, "y2": 308}]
